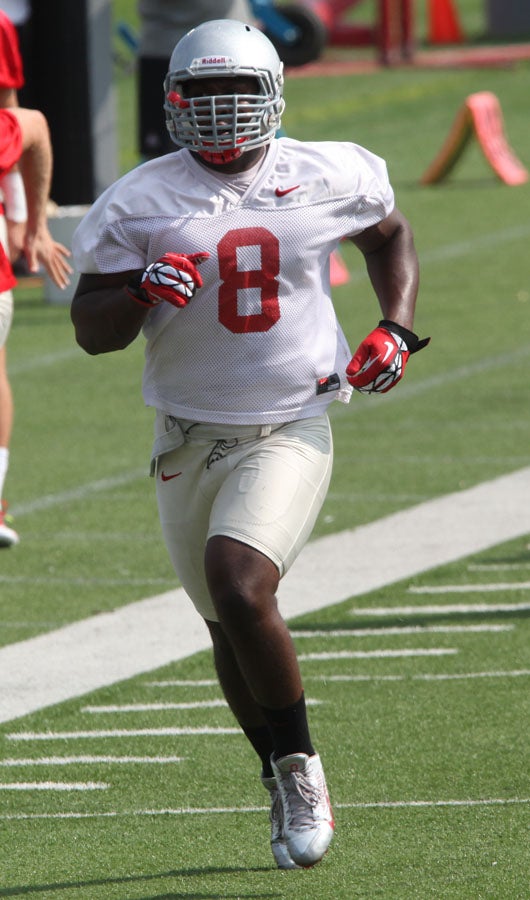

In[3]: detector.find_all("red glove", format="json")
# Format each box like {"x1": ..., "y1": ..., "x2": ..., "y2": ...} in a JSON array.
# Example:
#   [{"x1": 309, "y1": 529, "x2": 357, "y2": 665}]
[
  {"x1": 127, "y1": 251, "x2": 210, "y2": 308},
  {"x1": 346, "y1": 320, "x2": 430, "y2": 394}
]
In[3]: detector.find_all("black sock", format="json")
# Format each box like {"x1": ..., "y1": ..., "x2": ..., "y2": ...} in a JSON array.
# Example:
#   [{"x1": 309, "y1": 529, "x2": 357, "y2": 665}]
[
  {"x1": 259, "y1": 692, "x2": 315, "y2": 762},
  {"x1": 242, "y1": 724, "x2": 275, "y2": 778}
]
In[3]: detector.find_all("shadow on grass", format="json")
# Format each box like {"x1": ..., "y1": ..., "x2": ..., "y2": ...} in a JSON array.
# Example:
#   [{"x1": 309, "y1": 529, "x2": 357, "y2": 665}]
[{"x1": 0, "y1": 865, "x2": 282, "y2": 898}]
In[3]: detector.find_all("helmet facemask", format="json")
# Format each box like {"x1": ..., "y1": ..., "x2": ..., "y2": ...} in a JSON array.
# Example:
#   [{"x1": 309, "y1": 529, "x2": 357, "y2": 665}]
[{"x1": 164, "y1": 21, "x2": 285, "y2": 164}]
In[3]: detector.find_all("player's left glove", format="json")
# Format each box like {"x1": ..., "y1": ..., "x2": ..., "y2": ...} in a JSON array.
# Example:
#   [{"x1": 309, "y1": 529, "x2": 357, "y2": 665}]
[
  {"x1": 126, "y1": 251, "x2": 210, "y2": 308},
  {"x1": 346, "y1": 319, "x2": 430, "y2": 394}
]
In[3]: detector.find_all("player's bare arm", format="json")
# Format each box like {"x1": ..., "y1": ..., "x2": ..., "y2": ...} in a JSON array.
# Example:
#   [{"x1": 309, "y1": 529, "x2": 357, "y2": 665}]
[
  {"x1": 72, "y1": 252, "x2": 209, "y2": 355},
  {"x1": 349, "y1": 206, "x2": 419, "y2": 329},
  {"x1": 71, "y1": 271, "x2": 149, "y2": 355},
  {"x1": 8, "y1": 106, "x2": 72, "y2": 287},
  {"x1": 346, "y1": 207, "x2": 428, "y2": 394}
]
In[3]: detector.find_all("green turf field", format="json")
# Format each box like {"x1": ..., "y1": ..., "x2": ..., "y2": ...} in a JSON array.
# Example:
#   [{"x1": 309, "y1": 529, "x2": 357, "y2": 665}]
[{"x1": 1, "y1": 3, "x2": 529, "y2": 896}]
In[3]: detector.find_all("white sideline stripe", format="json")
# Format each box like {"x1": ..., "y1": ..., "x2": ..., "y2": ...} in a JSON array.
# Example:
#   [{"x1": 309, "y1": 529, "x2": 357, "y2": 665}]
[
  {"x1": 2, "y1": 466, "x2": 530, "y2": 724},
  {"x1": 353, "y1": 602, "x2": 530, "y2": 616},
  {"x1": 409, "y1": 583, "x2": 530, "y2": 594},
  {"x1": 7, "y1": 727, "x2": 241, "y2": 741},
  {"x1": 298, "y1": 648, "x2": 457, "y2": 661},
  {"x1": 306, "y1": 670, "x2": 530, "y2": 683},
  {"x1": 0, "y1": 782, "x2": 108, "y2": 791},
  {"x1": 1, "y1": 797, "x2": 528, "y2": 821},
  {"x1": 0, "y1": 756, "x2": 185, "y2": 766},
  {"x1": 291, "y1": 625, "x2": 513, "y2": 637}
]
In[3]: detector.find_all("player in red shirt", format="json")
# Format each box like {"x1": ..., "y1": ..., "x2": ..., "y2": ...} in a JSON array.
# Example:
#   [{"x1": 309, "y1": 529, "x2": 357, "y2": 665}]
[
  {"x1": 0, "y1": 106, "x2": 72, "y2": 545},
  {"x1": 0, "y1": 8, "x2": 26, "y2": 545}
]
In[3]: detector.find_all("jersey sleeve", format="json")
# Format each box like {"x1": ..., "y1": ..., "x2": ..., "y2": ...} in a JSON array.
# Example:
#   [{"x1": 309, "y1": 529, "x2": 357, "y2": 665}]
[
  {"x1": 273, "y1": 138, "x2": 395, "y2": 237},
  {"x1": 341, "y1": 142, "x2": 395, "y2": 234},
  {"x1": 72, "y1": 180, "x2": 149, "y2": 274},
  {"x1": 71, "y1": 156, "x2": 191, "y2": 274}
]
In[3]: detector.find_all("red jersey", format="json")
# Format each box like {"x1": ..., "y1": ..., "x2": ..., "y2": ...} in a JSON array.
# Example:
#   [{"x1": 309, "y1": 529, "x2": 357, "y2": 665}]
[
  {"x1": 0, "y1": 108, "x2": 22, "y2": 292},
  {"x1": 0, "y1": 10, "x2": 24, "y2": 90}
]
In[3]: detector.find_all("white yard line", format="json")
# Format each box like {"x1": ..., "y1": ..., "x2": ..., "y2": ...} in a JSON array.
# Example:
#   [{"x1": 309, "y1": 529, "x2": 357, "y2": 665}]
[
  {"x1": 353, "y1": 601, "x2": 530, "y2": 616},
  {"x1": 1, "y1": 797, "x2": 528, "y2": 821},
  {"x1": 409, "y1": 583, "x2": 530, "y2": 594},
  {"x1": 81, "y1": 698, "x2": 321, "y2": 713},
  {"x1": 148, "y1": 680, "x2": 219, "y2": 687},
  {"x1": 0, "y1": 756, "x2": 184, "y2": 766},
  {"x1": 10, "y1": 470, "x2": 146, "y2": 516},
  {"x1": 469, "y1": 563, "x2": 530, "y2": 572},
  {"x1": 305, "y1": 670, "x2": 530, "y2": 683},
  {"x1": 7, "y1": 727, "x2": 241, "y2": 740},
  {"x1": 291, "y1": 625, "x2": 513, "y2": 636},
  {"x1": 298, "y1": 648, "x2": 457, "y2": 661},
  {"x1": 0, "y1": 782, "x2": 108, "y2": 791},
  {"x1": 1, "y1": 466, "x2": 530, "y2": 725},
  {"x1": 82, "y1": 700, "x2": 229, "y2": 713}
]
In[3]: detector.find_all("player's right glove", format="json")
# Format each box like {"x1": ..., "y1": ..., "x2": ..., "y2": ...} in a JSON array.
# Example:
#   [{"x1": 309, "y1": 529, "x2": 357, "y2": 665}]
[{"x1": 126, "y1": 251, "x2": 210, "y2": 308}]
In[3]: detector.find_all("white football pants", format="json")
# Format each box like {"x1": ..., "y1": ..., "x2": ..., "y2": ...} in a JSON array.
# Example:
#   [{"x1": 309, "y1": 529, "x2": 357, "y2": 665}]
[{"x1": 155, "y1": 413, "x2": 333, "y2": 621}]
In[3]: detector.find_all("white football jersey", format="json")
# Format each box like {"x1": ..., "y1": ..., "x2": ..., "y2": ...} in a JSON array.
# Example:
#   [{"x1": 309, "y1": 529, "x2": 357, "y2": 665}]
[{"x1": 73, "y1": 137, "x2": 394, "y2": 424}]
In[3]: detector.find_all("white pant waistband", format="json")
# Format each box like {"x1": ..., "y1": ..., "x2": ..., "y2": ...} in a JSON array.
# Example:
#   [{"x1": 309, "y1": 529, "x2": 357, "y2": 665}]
[{"x1": 177, "y1": 419, "x2": 286, "y2": 441}]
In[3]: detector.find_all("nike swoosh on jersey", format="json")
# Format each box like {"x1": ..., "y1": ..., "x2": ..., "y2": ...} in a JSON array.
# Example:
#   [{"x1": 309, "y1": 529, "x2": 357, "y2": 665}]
[
  {"x1": 275, "y1": 185, "x2": 300, "y2": 197},
  {"x1": 161, "y1": 470, "x2": 182, "y2": 481}
]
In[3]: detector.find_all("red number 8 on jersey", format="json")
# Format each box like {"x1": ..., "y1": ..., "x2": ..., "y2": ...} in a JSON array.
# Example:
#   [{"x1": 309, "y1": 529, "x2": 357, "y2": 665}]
[{"x1": 218, "y1": 227, "x2": 280, "y2": 334}]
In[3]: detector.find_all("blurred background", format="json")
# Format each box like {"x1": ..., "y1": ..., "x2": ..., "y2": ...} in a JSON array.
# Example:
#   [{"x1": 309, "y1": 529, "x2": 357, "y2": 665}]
[{"x1": 3, "y1": 0, "x2": 530, "y2": 201}]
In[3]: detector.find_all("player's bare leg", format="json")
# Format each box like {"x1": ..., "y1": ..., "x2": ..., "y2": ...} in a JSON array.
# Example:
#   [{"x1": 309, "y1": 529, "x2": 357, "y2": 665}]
[
  {"x1": 0, "y1": 347, "x2": 13, "y2": 450},
  {"x1": 0, "y1": 345, "x2": 18, "y2": 548},
  {"x1": 205, "y1": 534, "x2": 334, "y2": 867},
  {"x1": 205, "y1": 534, "x2": 303, "y2": 710},
  {"x1": 205, "y1": 619, "x2": 269, "y2": 727}
]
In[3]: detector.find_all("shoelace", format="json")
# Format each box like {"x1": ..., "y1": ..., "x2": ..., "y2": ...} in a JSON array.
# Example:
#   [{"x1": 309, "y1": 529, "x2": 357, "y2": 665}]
[{"x1": 280, "y1": 770, "x2": 322, "y2": 830}]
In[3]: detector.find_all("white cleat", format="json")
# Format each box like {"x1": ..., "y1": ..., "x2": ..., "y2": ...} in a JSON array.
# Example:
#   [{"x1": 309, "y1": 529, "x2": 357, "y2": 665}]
[
  {"x1": 262, "y1": 775, "x2": 301, "y2": 869},
  {"x1": 0, "y1": 502, "x2": 19, "y2": 548},
  {"x1": 271, "y1": 752, "x2": 334, "y2": 868}
]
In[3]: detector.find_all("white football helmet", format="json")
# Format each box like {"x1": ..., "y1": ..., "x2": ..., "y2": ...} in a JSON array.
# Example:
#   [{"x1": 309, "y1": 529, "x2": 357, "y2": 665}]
[{"x1": 164, "y1": 19, "x2": 285, "y2": 164}]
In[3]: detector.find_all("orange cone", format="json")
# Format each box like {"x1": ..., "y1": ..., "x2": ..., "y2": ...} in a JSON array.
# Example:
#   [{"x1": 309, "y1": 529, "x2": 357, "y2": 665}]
[
  {"x1": 428, "y1": 0, "x2": 464, "y2": 44},
  {"x1": 330, "y1": 250, "x2": 349, "y2": 286},
  {"x1": 420, "y1": 92, "x2": 528, "y2": 187}
]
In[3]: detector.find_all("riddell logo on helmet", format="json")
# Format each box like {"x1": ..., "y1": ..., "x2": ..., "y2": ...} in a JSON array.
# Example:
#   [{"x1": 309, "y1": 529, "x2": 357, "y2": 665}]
[{"x1": 200, "y1": 56, "x2": 229, "y2": 64}]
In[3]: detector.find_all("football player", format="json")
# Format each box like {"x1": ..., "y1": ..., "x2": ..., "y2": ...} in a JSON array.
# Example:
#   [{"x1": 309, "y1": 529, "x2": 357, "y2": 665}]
[
  {"x1": 0, "y1": 101, "x2": 72, "y2": 546},
  {"x1": 71, "y1": 19, "x2": 428, "y2": 868}
]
